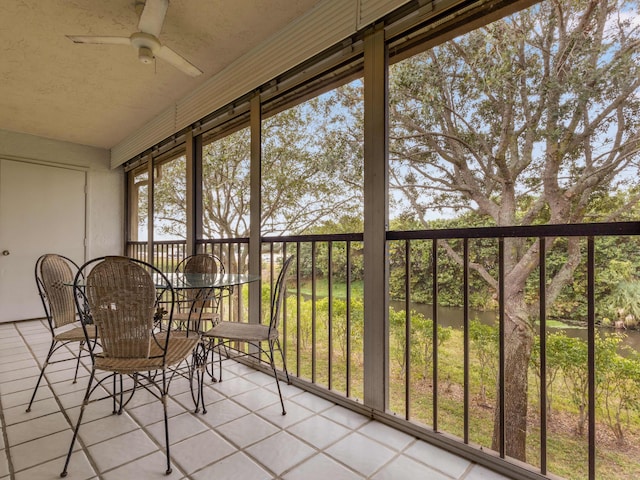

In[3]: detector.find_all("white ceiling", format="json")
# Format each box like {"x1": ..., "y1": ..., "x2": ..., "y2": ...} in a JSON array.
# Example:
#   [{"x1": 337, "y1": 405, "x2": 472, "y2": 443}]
[{"x1": 0, "y1": 0, "x2": 322, "y2": 150}]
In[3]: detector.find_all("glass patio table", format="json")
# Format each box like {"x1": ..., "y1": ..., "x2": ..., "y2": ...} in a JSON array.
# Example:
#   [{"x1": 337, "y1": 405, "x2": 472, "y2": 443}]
[
  {"x1": 163, "y1": 272, "x2": 260, "y2": 291},
  {"x1": 73, "y1": 271, "x2": 260, "y2": 413}
]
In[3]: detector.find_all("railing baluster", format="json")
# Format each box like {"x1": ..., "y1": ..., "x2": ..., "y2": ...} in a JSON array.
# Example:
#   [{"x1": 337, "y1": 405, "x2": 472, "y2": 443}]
[
  {"x1": 346, "y1": 240, "x2": 352, "y2": 398},
  {"x1": 405, "y1": 239, "x2": 411, "y2": 420},
  {"x1": 432, "y1": 239, "x2": 438, "y2": 432},
  {"x1": 540, "y1": 237, "x2": 547, "y2": 475},
  {"x1": 282, "y1": 242, "x2": 288, "y2": 370},
  {"x1": 588, "y1": 237, "x2": 596, "y2": 480},
  {"x1": 328, "y1": 241, "x2": 333, "y2": 391},
  {"x1": 463, "y1": 238, "x2": 469, "y2": 444},
  {"x1": 228, "y1": 243, "x2": 232, "y2": 319},
  {"x1": 296, "y1": 244, "x2": 301, "y2": 378},
  {"x1": 498, "y1": 237, "x2": 505, "y2": 458},
  {"x1": 311, "y1": 241, "x2": 317, "y2": 383},
  {"x1": 269, "y1": 243, "x2": 275, "y2": 334}
]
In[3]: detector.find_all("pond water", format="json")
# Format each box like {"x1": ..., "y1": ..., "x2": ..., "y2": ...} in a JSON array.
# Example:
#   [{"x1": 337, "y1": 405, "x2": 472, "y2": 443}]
[{"x1": 389, "y1": 300, "x2": 640, "y2": 353}]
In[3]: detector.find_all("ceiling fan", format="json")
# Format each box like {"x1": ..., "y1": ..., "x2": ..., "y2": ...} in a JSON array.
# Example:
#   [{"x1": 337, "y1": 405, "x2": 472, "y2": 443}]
[{"x1": 67, "y1": 0, "x2": 203, "y2": 77}]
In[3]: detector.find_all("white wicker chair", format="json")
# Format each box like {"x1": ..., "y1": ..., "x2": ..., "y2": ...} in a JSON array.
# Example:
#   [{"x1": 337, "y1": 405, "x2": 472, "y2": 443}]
[
  {"x1": 61, "y1": 256, "x2": 199, "y2": 477},
  {"x1": 26, "y1": 254, "x2": 97, "y2": 412},
  {"x1": 202, "y1": 256, "x2": 293, "y2": 415},
  {"x1": 173, "y1": 253, "x2": 225, "y2": 332}
]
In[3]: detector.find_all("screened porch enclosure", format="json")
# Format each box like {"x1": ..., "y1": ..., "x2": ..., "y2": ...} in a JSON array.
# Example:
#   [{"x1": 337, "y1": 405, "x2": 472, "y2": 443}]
[
  {"x1": 123, "y1": 1, "x2": 640, "y2": 479},
  {"x1": 127, "y1": 223, "x2": 640, "y2": 480}
]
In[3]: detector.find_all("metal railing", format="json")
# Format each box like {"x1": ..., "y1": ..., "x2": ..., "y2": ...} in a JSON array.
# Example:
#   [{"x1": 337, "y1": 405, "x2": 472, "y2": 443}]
[
  {"x1": 385, "y1": 221, "x2": 640, "y2": 480},
  {"x1": 126, "y1": 240, "x2": 187, "y2": 273},
  {"x1": 127, "y1": 221, "x2": 640, "y2": 480},
  {"x1": 199, "y1": 238, "x2": 250, "y2": 323},
  {"x1": 126, "y1": 241, "x2": 148, "y2": 263},
  {"x1": 261, "y1": 233, "x2": 364, "y2": 398}
]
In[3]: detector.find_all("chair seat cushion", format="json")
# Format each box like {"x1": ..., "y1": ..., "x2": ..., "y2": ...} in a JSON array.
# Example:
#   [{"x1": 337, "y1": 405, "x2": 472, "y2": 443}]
[
  {"x1": 54, "y1": 324, "x2": 97, "y2": 342},
  {"x1": 202, "y1": 321, "x2": 277, "y2": 342},
  {"x1": 172, "y1": 311, "x2": 220, "y2": 321},
  {"x1": 171, "y1": 311, "x2": 220, "y2": 334},
  {"x1": 95, "y1": 336, "x2": 199, "y2": 374}
]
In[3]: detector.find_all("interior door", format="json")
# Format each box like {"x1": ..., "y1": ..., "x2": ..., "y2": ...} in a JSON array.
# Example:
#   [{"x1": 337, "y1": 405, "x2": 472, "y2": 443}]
[{"x1": 0, "y1": 159, "x2": 86, "y2": 322}]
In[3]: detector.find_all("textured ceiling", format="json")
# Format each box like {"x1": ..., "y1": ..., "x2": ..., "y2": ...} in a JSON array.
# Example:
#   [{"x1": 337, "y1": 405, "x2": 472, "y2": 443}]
[{"x1": 0, "y1": 0, "x2": 322, "y2": 150}]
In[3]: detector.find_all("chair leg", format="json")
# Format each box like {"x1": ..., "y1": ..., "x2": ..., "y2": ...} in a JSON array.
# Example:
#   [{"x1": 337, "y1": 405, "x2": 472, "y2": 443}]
[
  {"x1": 162, "y1": 372, "x2": 172, "y2": 475},
  {"x1": 189, "y1": 344, "x2": 207, "y2": 414},
  {"x1": 117, "y1": 374, "x2": 125, "y2": 415},
  {"x1": 72, "y1": 341, "x2": 85, "y2": 384},
  {"x1": 112, "y1": 374, "x2": 118, "y2": 414},
  {"x1": 198, "y1": 347, "x2": 207, "y2": 414},
  {"x1": 61, "y1": 368, "x2": 95, "y2": 477},
  {"x1": 189, "y1": 355, "x2": 198, "y2": 410},
  {"x1": 206, "y1": 338, "x2": 218, "y2": 382},
  {"x1": 26, "y1": 339, "x2": 56, "y2": 412},
  {"x1": 275, "y1": 338, "x2": 291, "y2": 384},
  {"x1": 217, "y1": 339, "x2": 224, "y2": 382},
  {"x1": 268, "y1": 341, "x2": 286, "y2": 416}
]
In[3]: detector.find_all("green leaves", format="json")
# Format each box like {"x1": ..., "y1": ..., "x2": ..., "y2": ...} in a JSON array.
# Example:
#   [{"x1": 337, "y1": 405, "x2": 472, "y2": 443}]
[{"x1": 531, "y1": 330, "x2": 640, "y2": 442}]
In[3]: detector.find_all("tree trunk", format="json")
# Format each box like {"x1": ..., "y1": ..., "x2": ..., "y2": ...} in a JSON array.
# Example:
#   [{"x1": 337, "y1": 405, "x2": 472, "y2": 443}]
[{"x1": 491, "y1": 306, "x2": 533, "y2": 461}]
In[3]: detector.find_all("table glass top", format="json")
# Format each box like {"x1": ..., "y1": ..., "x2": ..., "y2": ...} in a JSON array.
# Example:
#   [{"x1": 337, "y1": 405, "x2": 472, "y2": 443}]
[{"x1": 160, "y1": 272, "x2": 260, "y2": 290}]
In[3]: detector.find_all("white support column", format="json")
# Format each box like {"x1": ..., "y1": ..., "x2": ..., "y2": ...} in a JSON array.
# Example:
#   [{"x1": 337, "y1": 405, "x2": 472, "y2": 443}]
[
  {"x1": 147, "y1": 157, "x2": 154, "y2": 263},
  {"x1": 249, "y1": 93, "x2": 262, "y2": 325},
  {"x1": 363, "y1": 24, "x2": 388, "y2": 412},
  {"x1": 185, "y1": 130, "x2": 195, "y2": 256},
  {"x1": 127, "y1": 170, "x2": 137, "y2": 242}
]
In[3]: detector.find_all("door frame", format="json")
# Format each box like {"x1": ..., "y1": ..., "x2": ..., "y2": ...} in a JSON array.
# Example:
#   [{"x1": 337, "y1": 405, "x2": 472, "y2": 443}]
[{"x1": 0, "y1": 156, "x2": 88, "y2": 322}]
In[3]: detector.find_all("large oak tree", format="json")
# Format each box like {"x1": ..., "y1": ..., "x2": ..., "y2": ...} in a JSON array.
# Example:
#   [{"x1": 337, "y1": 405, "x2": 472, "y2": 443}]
[{"x1": 388, "y1": 0, "x2": 640, "y2": 461}]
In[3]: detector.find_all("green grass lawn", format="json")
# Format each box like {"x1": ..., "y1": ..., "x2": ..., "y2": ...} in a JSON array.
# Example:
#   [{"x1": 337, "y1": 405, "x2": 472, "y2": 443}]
[
  {"x1": 283, "y1": 307, "x2": 640, "y2": 480},
  {"x1": 296, "y1": 278, "x2": 363, "y2": 299}
]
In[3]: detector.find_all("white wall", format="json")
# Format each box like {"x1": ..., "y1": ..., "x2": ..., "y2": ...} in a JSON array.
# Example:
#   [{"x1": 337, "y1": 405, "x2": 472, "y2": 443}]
[{"x1": 0, "y1": 128, "x2": 124, "y2": 259}]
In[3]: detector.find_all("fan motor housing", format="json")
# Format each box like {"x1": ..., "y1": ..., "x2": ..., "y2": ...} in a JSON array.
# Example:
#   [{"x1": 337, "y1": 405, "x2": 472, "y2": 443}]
[
  {"x1": 138, "y1": 46, "x2": 154, "y2": 64},
  {"x1": 130, "y1": 32, "x2": 160, "y2": 64}
]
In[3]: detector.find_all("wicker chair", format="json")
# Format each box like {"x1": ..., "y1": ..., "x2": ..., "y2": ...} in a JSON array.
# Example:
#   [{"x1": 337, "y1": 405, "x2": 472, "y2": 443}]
[
  {"x1": 26, "y1": 254, "x2": 97, "y2": 413},
  {"x1": 61, "y1": 256, "x2": 199, "y2": 477},
  {"x1": 173, "y1": 253, "x2": 225, "y2": 332},
  {"x1": 202, "y1": 255, "x2": 293, "y2": 415}
]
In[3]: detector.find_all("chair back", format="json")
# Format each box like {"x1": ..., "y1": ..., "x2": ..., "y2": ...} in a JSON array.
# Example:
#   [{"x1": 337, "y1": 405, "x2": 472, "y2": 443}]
[
  {"x1": 268, "y1": 256, "x2": 294, "y2": 335},
  {"x1": 36, "y1": 254, "x2": 80, "y2": 330},
  {"x1": 180, "y1": 254, "x2": 224, "y2": 276},
  {"x1": 77, "y1": 256, "x2": 173, "y2": 359},
  {"x1": 175, "y1": 254, "x2": 224, "y2": 312}
]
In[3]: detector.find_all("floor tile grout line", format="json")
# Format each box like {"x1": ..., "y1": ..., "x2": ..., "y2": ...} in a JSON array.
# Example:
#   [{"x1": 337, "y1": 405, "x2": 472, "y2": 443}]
[
  {"x1": 366, "y1": 434, "x2": 460, "y2": 480},
  {"x1": 3, "y1": 361, "x2": 182, "y2": 477},
  {"x1": 219, "y1": 380, "x2": 371, "y2": 479},
  {"x1": 75, "y1": 370, "x2": 196, "y2": 478},
  {"x1": 230, "y1": 369, "x2": 394, "y2": 478},
  {"x1": 13, "y1": 319, "x2": 109, "y2": 478},
  {"x1": 458, "y1": 463, "x2": 477, "y2": 480},
  {"x1": 320, "y1": 421, "x2": 404, "y2": 480},
  {"x1": 188, "y1": 361, "x2": 326, "y2": 477},
  {"x1": 266, "y1": 390, "x2": 449, "y2": 479},
  {"x1": 5, "y1": 321, "x2": 72, "y2": 472},
  {"x1": 67, "y1": 354, "x2": 255, "y2": 478},
  {"x1": 0, "y1": 323, "x2": 21, "y2": 478},
  {"x1": 188, "y1": 382, "x2": 281, "y2": 477},
  {"x1": 5, "y1": 320, "x2": 482, "y2": 480},
  {"x1": 12, "y1": 320, "x2": 181, "y2": 477},
  {"x1": 182, "y1": 369, "x2": 317, "y2": 478}
]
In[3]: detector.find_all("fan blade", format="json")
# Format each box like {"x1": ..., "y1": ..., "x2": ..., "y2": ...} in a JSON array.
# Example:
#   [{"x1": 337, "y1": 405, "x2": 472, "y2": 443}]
[
  {"x1": 138, "y1": 0, "x2": 169, "y2": 38},
  {"x1": 156, "y1": 45, "x2": 203, "y2": 77},
  {"x1": 67, "y1": 35, "x2": 130, "y2": 46}
]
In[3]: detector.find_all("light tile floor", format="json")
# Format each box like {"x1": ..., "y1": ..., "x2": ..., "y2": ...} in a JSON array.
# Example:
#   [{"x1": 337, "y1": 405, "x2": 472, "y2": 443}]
[{"x1": 0, "y1": 320, "x2": 512, "y2": 479}]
